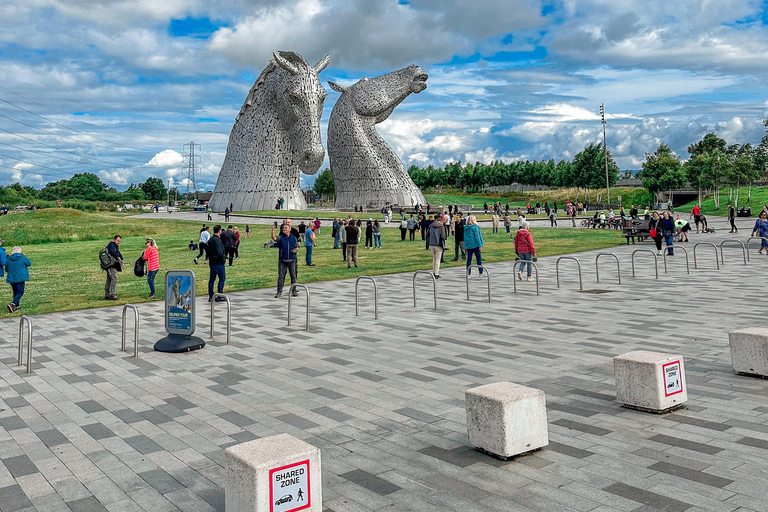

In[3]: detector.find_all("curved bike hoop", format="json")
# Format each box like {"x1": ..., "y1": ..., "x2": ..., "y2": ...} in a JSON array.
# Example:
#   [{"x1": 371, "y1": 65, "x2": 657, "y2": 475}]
[
  {"x1": 746, "y1": 236, "x2": 768, "y2": 258},
  {"x1": 288, "y1": 284, "x2": 310, "y2": 330},
  {"x1": 121, "y1": 303, "x2": 140, "y2": 357},
  {"x1": 556, "y1": 257, "x2": 583, "y2": 290},
  {"x1": 412, "y1": 270, "x2": 437, "y2": 310},
  {"x1": 355, "y1": 276, "x2": 379, "y2": 319},
  {"x1": 18, "y1": 315, "x2": 33, "y2": 374},
  {"x1": 465, "y1": 266, "x2": 491, "y2": 302},
  {"x1": 719, "y1": 239, "x2": 748, "y2": 265},
  {"x1": 210, "y1": 293, "x2": 231, "y2": 344},
  {"x1": 663, "y1": 246, "x2": 690, "y2": 274},
  {"x1": 693, "y1": 242, "x2": 720, "y2": 270},
  {"x1": 631, "y1": 250, "x2": 659, "y2": 279},
  {"x1": 512, "y1": 260, "x2": 539, "y2": 295},
  {"x1": 595, "y1": 253, "x2": 621, "y2": 284}
]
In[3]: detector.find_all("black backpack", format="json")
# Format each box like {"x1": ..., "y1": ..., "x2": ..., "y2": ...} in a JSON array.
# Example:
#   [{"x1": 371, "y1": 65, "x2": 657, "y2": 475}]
[
  {"x1": 133, "y1": 255, "x2": 146, "y2": 277},
  {"x1": 99, "y1": 246, "x2": 114, "y2": 270}
]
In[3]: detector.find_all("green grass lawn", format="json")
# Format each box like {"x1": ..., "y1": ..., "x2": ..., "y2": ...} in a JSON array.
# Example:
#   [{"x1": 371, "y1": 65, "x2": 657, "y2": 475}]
[
  {"x1": 0, "y1": 209, "x2": 624, "y2": 316},
  {"x1": 676, "y1": 186, "x2": 768, "y2": 215}
]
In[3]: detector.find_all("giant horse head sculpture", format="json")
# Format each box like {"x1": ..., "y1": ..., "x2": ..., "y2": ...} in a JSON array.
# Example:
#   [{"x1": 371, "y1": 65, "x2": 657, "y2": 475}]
[
  {"x1": 326, "y1": 65, "x2": 428, "y2": 209},
  {"x1": 210, "y1": 51, "x2": 329, "y2": 212}
]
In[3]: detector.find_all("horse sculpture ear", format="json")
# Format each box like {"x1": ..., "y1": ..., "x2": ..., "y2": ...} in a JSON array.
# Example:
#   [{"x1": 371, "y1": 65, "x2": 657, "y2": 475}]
[
  {"x1": 328, "y1": 81, "x2": 347, "y2": 93},
  {"x1": 313, "y1": 54, "x2": 330, "y2": 73},
  {"x1": 273, "y1": 52, "x2": 298, "y2": 75}
]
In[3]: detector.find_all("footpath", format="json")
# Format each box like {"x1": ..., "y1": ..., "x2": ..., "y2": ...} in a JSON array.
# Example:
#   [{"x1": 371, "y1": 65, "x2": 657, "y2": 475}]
[{"x1": 0, "y1": 227, "x2": 766, "y2": 511}]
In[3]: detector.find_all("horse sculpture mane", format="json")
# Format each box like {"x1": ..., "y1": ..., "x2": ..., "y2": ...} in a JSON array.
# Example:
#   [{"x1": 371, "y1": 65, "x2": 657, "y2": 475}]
[
  {"x1": 209, "y1": 51, "x2": 329, "y2": 212},
  {"x1": 327, "y1": 65, "x2": 428, "y2": 209}
]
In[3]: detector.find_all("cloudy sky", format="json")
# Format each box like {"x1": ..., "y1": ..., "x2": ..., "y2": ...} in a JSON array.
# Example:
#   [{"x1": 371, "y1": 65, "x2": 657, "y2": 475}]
[{"x1": 1, "y1": 0, "x2": 768, "y2": 191}]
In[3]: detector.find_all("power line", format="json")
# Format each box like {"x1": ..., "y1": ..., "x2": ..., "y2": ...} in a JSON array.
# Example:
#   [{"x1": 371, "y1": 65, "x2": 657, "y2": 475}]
[
  {"x1": 0, "y1": 140, "x2": 139, "y2": 170},
  {"x1": 0, "y1": 151, "x2": 94, "y2": 179}
]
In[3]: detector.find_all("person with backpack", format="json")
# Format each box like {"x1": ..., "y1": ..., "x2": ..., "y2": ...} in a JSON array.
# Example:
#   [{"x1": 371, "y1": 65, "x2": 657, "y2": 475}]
[
  {"x1": 5, "y1": 246, "x2": 30, "y2": 312},
  {"x1": 101, "y1": 235, "x2": 124, "y2": 300},
  {"x1": 143, "y1": 238, "x2": 160, "y2": 299},
  {"x1": 193, "y1": 226, "x2": 210, "y2": 265},
  {"x1": 205, "y1": 225, "x2": 227, "y2": 301}
]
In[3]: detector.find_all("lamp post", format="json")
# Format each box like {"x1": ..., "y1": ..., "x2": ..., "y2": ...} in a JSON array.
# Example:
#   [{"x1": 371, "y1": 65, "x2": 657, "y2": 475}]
[
  {"x1": 167, "y1": 179, "x2": 171, "y2": 212},
  {"x1": 600, "y1": 104, "x2": 611, "y2": 206}
]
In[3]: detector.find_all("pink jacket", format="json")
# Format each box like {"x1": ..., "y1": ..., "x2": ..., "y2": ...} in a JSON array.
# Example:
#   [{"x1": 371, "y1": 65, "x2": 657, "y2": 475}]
[{"x1": 514, "y1": 229, "x2": 535, "y2": 254}]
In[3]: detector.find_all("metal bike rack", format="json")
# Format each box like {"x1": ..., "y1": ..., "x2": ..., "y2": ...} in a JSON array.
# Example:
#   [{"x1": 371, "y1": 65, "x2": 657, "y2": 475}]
[
  {"x1": 121, "y1": 304, "x2": 140, "y2": 357},
  {"x1": 556, "y1": 257, "x2": 582, "y2": 290},
  {"x1": 513, "y1": 260, "x2": 539, "y2": 295},
  {"x1": 693, "y1": 242, "x2": 720, "y2": 270},
  {"x1": 288, "y1": 284, "x2": 310, "y2": 330},
  {"x1": 631, "y1": 250, "x2": 659, "y2": 279},
  {"x1": 412, "y1": 270, "x2": 437, "y2": 310},
  {"x1": 465, "y1": 266, "x2": 491, "y2": 302},
  {"x1": 210, "y1": 293, "x2": 231, "y2": 344},
  {"x1": 355, "y1": 276, "x2": 379, "y2": 319},
  {"x1": 595, "y1": 253, "x2": 621, "y2": 284},
  {"x1": 746, "y1": 237, "x2": 768, "y2": 258},
  {"x1": 18, "y1": 315, "x2": 32, "y2": 374},
  {"x1": 719, "y1": 239, "x2": 748, "y2": 265},
  {"x1": 663, "y1": 246, "x2": 690, "y2": 274}
]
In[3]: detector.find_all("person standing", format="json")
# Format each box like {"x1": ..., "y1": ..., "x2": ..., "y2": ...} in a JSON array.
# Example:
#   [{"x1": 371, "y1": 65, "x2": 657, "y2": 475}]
[
  {"x1": 427, "y1": 217, "x2": 446, "y2": 279},
  {"x1": 372, "y1": 220, "x2": 381, "y2": 248},
  {"x1": 752, "y1": 210, "x2": 768, "y2": 254},
  {"x1": 514, "y1": 221, "x2": 535, "y2": 281},
  {"x1": 549, "y1": 209, "x2": 558, "y2": 227},
  {"x1": 314, "y1": 217, "x2": 321, "y2": 236},
  {"x1": 407, "y1": 214, "x2": 417, "y2": 241},
  {"x1": 463, "y1": 216, "x2": 484, "y2": 277},
  {"x1": 365, "y1": 220, "x2": 373, "y2": 249},
  {"x1": 660, "y1": 211, "x2": 676, "y2": 255},
  {"x1": 491, "y1": 211, "x2": 499, "y2": 234},
  {"x1": 692, "y1": 204, "x2": 701, "y2": 233},
  {"x1": 104, "y1": 235, "x2": 124, "y2": 300},
  {"x1": 5, "y1": 246, "x2": 30, "y2": 312},
  {"x1": 728, "y1": 203, "x2": 738, "y2": 233},
  {"x1": 503, "y1": 212, "x2": 512, "y2": 233},
  {"x1": 245, "y1": 224, "x2": 251, "y2": 238},
  {"x1": 452, "y1": 214, "x2": 466, "y2": 261},
  {"x1": 649, "y1": 211, "x2": 663, "y2": 254},
  {"x1": 272, "y1": 223, "x2": 299, "y2": 297},
  {"x1": 0, "y1": 238, "x2": 6, "y2": 282},
  {"x1": 221, "y1": 225, "x2": 236, "y2": 266},
  {"x1": 298, "y1": 221, "x2": 307, "y2": 244},
  {"x1": 224, "y1": 207, "x2": 230, "y2": 222},
  {"x1": 233, "y1": 226, "x2": 241, "y2": 259},
  {"x1": 304, "y1": 223, "x2": 316, "y2": 266},
  {"x1": 206, "y1": 225, "x2": 227, "y2": 301},
  {"x1": 143, "y1": 238, "x2": 160, "y2": 299},
  {"x1": 345, "y1": 221, "x2": 359, "y2": 268},
  {"x1": 399, "y1": 217, "x2": 408, "y2": 241}
]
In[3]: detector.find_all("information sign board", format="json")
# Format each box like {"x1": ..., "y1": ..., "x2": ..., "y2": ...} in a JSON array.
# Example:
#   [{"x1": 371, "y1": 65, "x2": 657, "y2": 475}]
[
  {"x1": 662, "y1": 360, "x2": 683, "y2": 396},
  {"x1": 164, "y1": 270, "x2": 196, "y2": 335},
  {"x1": 270, "y1": 460, "x2": 310, "y2": 512}
]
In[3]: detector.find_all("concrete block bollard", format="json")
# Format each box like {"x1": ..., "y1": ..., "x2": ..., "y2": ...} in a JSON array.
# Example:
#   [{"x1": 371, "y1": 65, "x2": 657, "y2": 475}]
[
  {"x1": 614, "y1": 351, "x2": 687, "y2": 413},
  {"x1": 730, "y1": 327, "x2": 768, "y2": 377},
  {"x1": 465, "y1": 382, "x2": 548, "y2": 460},
  {"x1": 226, "y1": 433, "x2": 321, "y2": 512}
]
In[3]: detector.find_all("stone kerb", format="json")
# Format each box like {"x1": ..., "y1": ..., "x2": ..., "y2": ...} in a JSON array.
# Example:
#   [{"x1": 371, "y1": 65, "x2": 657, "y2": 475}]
[
  {"x1": 729, "y1": 327, "x2": 768, "y2": 377},
  {"x1": 614, "y1": 351, "x2": 687, "y2": 413},
  {"x1": 226, "y1": 433, "x2": 321, "y2": 512},
  {"x1": 465, "y1": 382, "x2": 549, "y2": 460}
]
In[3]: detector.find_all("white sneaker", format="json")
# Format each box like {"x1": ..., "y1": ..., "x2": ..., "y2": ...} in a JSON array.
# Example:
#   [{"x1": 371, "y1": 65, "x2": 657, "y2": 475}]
[
  {"x1": 517, "y1": 271, "x2": 523, "y2": 280},
  {"x1": 527, "y1": 276, "x2": 534, "y2": 281},
  {"x1": 657, "y1": 250, "x2": 662, "y2": 255},
  {"x1": 467, "y1": 274, "x2": 472, "y2": 280}
]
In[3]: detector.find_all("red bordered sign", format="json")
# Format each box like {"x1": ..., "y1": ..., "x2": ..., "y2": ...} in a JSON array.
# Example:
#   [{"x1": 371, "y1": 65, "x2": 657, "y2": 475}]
[
  {"x1": 269, "y1": 460, "x2": 310, "y2": 512},
  {"x1": 662, "y1": 360, "x2": 683, "y2": 397}
]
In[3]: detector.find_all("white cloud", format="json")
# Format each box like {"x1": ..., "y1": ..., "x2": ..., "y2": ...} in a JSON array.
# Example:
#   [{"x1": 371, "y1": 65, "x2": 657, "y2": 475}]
[
  {"x1": 98, "y1": 170, "x2": 129, "y2": 185},
  {"x1": 146, "y1": 150, "x2": 184, "y2": 167}
]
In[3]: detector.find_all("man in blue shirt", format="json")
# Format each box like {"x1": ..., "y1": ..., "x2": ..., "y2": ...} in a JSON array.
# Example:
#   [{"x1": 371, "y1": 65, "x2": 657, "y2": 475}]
[
  {"x1": 305, "y1": 224, "x2": 316, "y2": 266},
  {"x1": 271, "y1": 223, "x2": 299, "y2": 298}
]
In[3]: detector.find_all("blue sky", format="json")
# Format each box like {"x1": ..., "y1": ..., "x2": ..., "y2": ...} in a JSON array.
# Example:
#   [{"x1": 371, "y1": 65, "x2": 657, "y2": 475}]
[{"x1": 1, "y1": 0, "x2": 768, "y2": 191}]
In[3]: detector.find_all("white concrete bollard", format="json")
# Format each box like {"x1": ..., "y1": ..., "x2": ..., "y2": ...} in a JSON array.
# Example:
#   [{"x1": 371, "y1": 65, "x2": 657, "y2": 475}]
[
  {"x1": 614, "y1": 351, "x2": 687, "y2": 413},
  {"x1": 465, "y1": 382, "x2": 548, "y2": 459},
  {"x1": 730, "y1": 327, "x2": 768, "y2": 377},
  {"x1": 226, "y1": 433, "x2": 321, "y2": 512}
]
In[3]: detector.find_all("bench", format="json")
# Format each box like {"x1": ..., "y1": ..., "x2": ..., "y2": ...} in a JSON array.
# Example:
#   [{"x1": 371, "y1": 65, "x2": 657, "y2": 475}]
[{"x1": 622, "y1": 219, "x2": 651, "y2": 244}]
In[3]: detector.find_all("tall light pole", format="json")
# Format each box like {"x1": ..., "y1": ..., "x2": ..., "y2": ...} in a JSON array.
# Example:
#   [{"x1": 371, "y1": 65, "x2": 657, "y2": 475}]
[
  {"x1": 167, "y1": 179, "x2": 171, "y2": 211},
  {"x1": 600, "y1": 104, "x2": 611, "y2": 206}
]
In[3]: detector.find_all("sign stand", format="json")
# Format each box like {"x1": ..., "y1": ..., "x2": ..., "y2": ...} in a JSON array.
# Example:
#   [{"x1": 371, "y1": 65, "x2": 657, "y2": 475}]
[{"x1": 154, "y1": 270, "x2": 205, "y2": 353}]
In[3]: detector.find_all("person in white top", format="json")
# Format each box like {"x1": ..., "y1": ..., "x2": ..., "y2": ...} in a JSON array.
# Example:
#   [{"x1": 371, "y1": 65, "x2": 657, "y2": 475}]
[{"x1": 194, "y1": 226, "x2": 210, "y2": 265}]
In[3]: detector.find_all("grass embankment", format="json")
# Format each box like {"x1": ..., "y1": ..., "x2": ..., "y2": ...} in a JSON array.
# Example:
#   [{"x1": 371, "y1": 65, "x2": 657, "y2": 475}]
[
  {"x1": 0, "y1": 209, "x2": 624, "y2": 316},
  {"x1": 676, "y1": 186, "x2": 768, "y2": 215}
]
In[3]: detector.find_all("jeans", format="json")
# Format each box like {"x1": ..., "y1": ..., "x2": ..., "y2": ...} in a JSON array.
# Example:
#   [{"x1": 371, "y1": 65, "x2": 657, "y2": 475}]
[
  {"x1": 492, "y1": 226, "x2": 498, "y2": 234},
  {"x1": 10, "y1": 282, "x2": 24, "y2": 307},
  {"x1": 147, "y1": 270, "x2": 158, "y2": 295},
  {"x1": 334, "y1": 233, "x2": 340, "y2": 249},
  {"x1": 409, "y1": 228, "x2": 415, "y2": 241},
  {"x1": 374, "y1": 233, "x2": 381, "y2": 247},
  {"x1": 505, "y1": 225, "x2": 510, "y2": 233},
  {"x1": 665, "y1": 235, "x2": 674, "y2": 255},
  {"x1": 466, "y1": 247, "x2": 483, "y2": 274},
  {"x1": 277, "y1": 259, "x2": 297, "y2": 293},
  {"x1": 518, "y1": 252, "x2": 533, "y2": 276},
  {"x1": 105, "y1": 267, "x2": 118, "y2": 298},
  {"x1": 430, "y1": 246, "x2": 443, "y2": 275},
  {"x1": 305, "y1": 245, "x2": 313, "y2": 265},
  {"x1": 208, "y1": 264, "x2": 226, "y2": 299}
]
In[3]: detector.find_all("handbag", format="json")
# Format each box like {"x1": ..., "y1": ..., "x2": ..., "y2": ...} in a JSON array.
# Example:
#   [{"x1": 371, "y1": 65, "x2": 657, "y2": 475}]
[
  {"x1": 650, "y1": 229, "x2": 656, "y2": 238},
  {"x1": 133, "y1": 255, "x2": 146, "y2": 277}
]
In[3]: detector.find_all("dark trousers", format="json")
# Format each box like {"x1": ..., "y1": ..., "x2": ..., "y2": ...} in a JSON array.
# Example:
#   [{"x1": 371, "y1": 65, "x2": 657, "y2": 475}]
[
  {"x1": 226, "y1": 247, "x2": 236, "y2": 266},
  {"x1": 147, "y1": 270, "x2": 157, "y2": 296},
  {"x1": 277, "y1": 259, "x2": 298, "y2": 293},
  {"x1": 421, "y1": 228, "x2": 425, "y2": 240},
  {"x1": 196, "y1": 242, "x2": 207, "y2": 260},
  {"x1": 365, "y1": 234, "x2": 373, "y2": 248},
  {"x1": 10, "y1": 282, "x2": 24, "y2": 307},
  {"x1": 454, "y1": 239, "x2": 466, "y2": 260},
  {"x1": 409, "y1": 228, "x2": 416, "y2": 241},
  {"x1": 208, "y1": 264, "x2": 226, "y2": 299},
  {"x1": 730, "y1": 218, "x2": 737, "y2": 231},
  {"x1": 342, "y1": 242, "x2": 347, "y2": 260},
  {"x1": 400, "y1": 228, "x2": 406, "y2": 241}
]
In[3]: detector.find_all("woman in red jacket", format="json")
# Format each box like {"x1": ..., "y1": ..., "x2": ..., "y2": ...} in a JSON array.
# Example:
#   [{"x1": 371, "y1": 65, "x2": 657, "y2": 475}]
[
  {"x1": 143, "y1": 238, "x2": 160, "y2": 299},
  {"x1": 514, "y1": 221, "x2": 536, "y2": 281}
]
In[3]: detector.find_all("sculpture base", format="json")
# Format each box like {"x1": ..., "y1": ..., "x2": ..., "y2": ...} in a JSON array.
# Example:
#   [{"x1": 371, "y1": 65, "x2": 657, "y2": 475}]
[{"x1": 154, "y1": 334, "x2": 206, "y2": 353}]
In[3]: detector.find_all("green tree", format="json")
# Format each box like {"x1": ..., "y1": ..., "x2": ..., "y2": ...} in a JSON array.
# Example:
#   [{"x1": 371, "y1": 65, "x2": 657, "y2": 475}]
[
  {"x1": 314, "y1": 168, "x2": 335, "y2": 196},
  {"x1": 572, "y1": 143, "x2": 619, "y2": 202},
  {"x1": 140, "y1": 177, "x2": 167, "y2": 201},
  {"x1": 640, "y1": 143, "x2": 684, "y2": 202},
  {"x1": 683, "y1": 155, "x2": 712, "y2": 206}
]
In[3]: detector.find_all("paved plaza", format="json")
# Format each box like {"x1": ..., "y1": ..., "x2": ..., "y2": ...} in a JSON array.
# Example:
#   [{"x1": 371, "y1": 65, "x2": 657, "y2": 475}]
[{"x1": 1, "y1": 228, "x2": 767, "y2": 512}]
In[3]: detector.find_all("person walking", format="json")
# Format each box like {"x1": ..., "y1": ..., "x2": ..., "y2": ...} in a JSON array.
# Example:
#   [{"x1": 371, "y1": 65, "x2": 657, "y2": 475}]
[
  {"x1": 103, "y1": 235, "x2": 124, "y2": 300},
  {"x1": 503, "y1": 212, "x2": 512, "y2": 233},
  {"x1": 0, "y1": 238, "x2": 6, "y2": 282},
  {"x1": 752, "y1": 210, "x2": 768, "y2": 254},
  {"x1": 492, "y1": 211, "x2": 500, "y2": 234},
  {"x1": 649, "y1": 211, "x2": 663, "y2": 254},
  {"x1": 340, "y1": 219, "x2": 348, "y2": 261},
  {"x1": 244, "y1": 224, "x2": 251, "y2": 238},
  {"x1": 407, "y1": 214, "x2": 417, "y2": 241},
  {"x1": 452, "y1": 214, "x2": 466, "y2": 261},
  {"x1": 271, "y1": 223, "x2": 299, "y2": 298},
  {"x1": 373, "y1": 220, "x2": 381, "y2": 248},
  {"x1": 143, "y1": 238, "x2": 160, "y2": 299},
  {"x1": 194, "y1": 226, "x2": 210, "y2": 265},
  {"x1": 365, "y1": 219, "x2": 373, "y2": 248},
  {"x1": 304, "y1": 222, "x2": 316, "y2": 266},
  {"x1": 345, "y1": 220, "x2": 359, "y2": 268},
  {"x1": 221, "y1": 225, "x2": 237, "y2": 266},
  {"x1": 332, "y1": 218, "x2": 339, "y2": 249},
  {"x1": 728, "y1": 203, "x2": 738, "y2": 233},
  {"x1": 463, "y1": 215, "x2": 484, "y2": 277},
  {"x1": 514, "y1": 221, "x2": 536, "y2": 281},
  {"x1": 206, "y1": 225, "x2": 227, "y2": 301},
  {"x1": 5, "y1": 246, "x2": 30, "y2": 312},
  {"x1": 399, "y1": 217, "x2": 408, "y2": 241},
  {"x1": 233, "y1": 226, "x2": 241, "y2": 259},
  {"x1": 660, "y1": 211, "x2": 676, "y2": 255},
  {"x1": 427, "y1": 216, "x2": 446, "y2": 279},
  {"x1": 549, "y1": 209, "x2": 558, "y2": 227}
]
